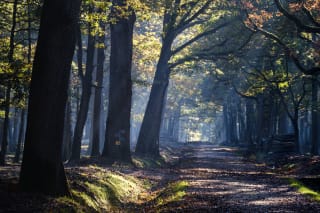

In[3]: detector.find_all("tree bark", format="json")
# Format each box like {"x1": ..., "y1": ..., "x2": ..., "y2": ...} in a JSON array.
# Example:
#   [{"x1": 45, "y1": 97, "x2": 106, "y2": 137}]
[
  {"x1": 19, "y1": 0, "x2": 81, "y2": 195},
  {"x1": 245, "y1": 100, "x2": 254, "y2": 147},
  {"x1": 14, "y1": 108, "x2": 26, "y2": 163},
  {"x1": 0, "y1": 86, "x2": 11, "y2": 165},
  {"x1": 102, "y1": 0, "x2": 135, "y2": 162},
  {"x1": 135, "y1": 32, "x2": 174, "y2": 156},
  {"x1": 70, "y1": 14, "x2": 96, "y2": 161},
  {"x1": 91, "y1": 20, "x2": 106, "y2": 157},
  {"x1": 62, "y1": 99, "x2": 73, "y2": 162},
  {"x1": 311, "y1": 77, "x2": 319, "y2": 155}
]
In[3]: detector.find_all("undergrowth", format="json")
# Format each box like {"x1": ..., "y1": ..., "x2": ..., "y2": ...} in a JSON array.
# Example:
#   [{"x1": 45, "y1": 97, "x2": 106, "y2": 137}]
[
  {"x1": 50, "y1": 165, "x2": 152, "y2": 212},
  {"x1": 289, "y1": 178, "x2": 320, "y2": 202}
]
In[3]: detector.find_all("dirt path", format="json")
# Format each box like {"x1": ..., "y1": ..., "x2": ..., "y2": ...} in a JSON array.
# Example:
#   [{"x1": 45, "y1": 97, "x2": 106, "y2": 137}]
[{"x1": 159, "y1": 144, "x2": 320, "y2": 212}]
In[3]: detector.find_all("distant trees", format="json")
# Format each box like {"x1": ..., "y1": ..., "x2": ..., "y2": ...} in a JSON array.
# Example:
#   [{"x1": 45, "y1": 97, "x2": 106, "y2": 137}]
[
  {"x1": 0, "y1": 0, "x2": 18, "y2": 165},
  {"x1": 237, "y1": 0, "x2": 320, "y2": 152},
  {"x1": 0, "y1": 0, "x2": 39, "y2": 165},
  {"x1": 19, "y1": 0, "x2": 81, "y2": 195}
]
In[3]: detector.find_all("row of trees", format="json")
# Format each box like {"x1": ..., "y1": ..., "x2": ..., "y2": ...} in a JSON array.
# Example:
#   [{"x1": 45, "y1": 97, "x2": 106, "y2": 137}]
[{"x1": 0, "y1": 0, "x2": 319, "y2": 195}]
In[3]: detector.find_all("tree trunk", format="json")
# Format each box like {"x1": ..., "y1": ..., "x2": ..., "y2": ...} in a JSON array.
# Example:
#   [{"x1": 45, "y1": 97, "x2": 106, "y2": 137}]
[
  {"x1": 10, "y1": 108, "x2": 20, "y2": 152},
  {"x1": 311, "y1": 77, "x2": 319, "y2": 155},
  {"x1": 19, "y1": 0, "x2": 81, "y2": 195},
  {"x1": 62, "y1": 99, "x2": 73, "y2": 162},
  {"x1": 223, "y1": 103, "x2": 231, "y2": 144},
  {"x1": 91, "y1": 20, "x2": 106, "y2": 157},
  {"x1": 0, "y1": 86, "x2": 11, "y2": 165},
  {"x1": 135, "y1": 63, "x2": 170, "y2": 156},
  {"x1": 135, "y1": 32, "x2": 174, "y2": 156},
  {"x1": 245, "y1": 100, "x2": 254, "y2": 147},
  {"x1": 101, "y1": 1, "x2": 135, "y2": 162},
  {"x1": 70, "y1": 16, "x2": 96, "y2": 161},
  {"x1": 292, "y1": 117, "x2": 300, "y2": 153},
  {"x1": 14, "y1": 108, "x2": 26, "y2": 163}
]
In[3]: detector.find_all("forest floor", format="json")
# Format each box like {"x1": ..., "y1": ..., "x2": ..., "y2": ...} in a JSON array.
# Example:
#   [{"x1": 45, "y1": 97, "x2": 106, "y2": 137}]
[{"x1": 0, "y1": 143, "x2": 320, "y2": 212}]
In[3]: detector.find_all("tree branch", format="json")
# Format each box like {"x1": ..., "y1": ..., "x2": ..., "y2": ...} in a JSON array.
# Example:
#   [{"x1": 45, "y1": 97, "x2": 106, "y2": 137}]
[{"x1": 274, "y1": 0, "x2": 320, "y2": 33}]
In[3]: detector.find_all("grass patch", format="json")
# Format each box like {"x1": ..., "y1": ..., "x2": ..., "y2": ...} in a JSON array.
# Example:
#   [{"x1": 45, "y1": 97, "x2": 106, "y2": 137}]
[
  {"x1": 289, "y1": 178, "x2": 320, "y2": 202},
  {"x1": 156, "y1": 180, "x2": 189, "y2": 206},
  {"x1": 132, "y1": 155, "x2": 166, "y2": 168},
  {"x1": 51, "y1": 166, "x2": 152, "y2": 212}
]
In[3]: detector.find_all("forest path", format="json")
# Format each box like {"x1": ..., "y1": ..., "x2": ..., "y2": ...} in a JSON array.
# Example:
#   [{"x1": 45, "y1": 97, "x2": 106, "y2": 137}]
[{"x1": 158, "y1": 144, "x2": 320, "y2": 212}]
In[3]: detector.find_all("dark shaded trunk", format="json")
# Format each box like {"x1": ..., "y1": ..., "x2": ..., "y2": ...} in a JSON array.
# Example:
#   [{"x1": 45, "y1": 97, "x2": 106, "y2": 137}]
[
  {"x1": 70, "y1": 16, "x2": 96, "y2": 161},
  {"x1": 101, "y1": 1, "x2": 135, "y2": 162},
  {"x1": 0, "y1": 86, "x2": 11, "y2": 165},
  {"x1": 135, "y1": 32, "x2": 174, "y2": 157},
  {"x1": 91, "y1": 21, "x2": 106, "y2": 157},
  {"x1": 19, "y1": 0, "x2": 81, "y2": 195},
  {"x1": 62, "y1": 99, "x2": 73, "y2": 162},
  {"x1": 223, "y1": 103, "x2": 231, "y2": 144},
  {"x1": 311, "y1": 77, "x2": 319, "y2": 155},
  {"x1": 10, "y1": 108, "x2": 20, "y2": 152},
  {"x1": 14, "y1": 108, "x2": 26, "y2": 163},
  {"x1": 245, "y1": 100, "x2": 254, "y2": 147},
  {"x1": 292, "y1": 117, "x2": 300, "y2": 153}
]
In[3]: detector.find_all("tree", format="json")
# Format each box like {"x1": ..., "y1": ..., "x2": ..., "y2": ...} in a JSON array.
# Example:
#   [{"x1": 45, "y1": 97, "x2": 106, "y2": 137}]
[
  {"x1": 101, "y1": 0, "x2": 135, "y2": 162},
  {"x1": 70, "y1": 5, "x2": 96, "y2": 161},
  {"x1": 135, "y1": 0, "x2": 236, "y2": 156},
  {"x1": 19, "y1": 0, "x2": 81, "y2": 195},
  {"x1": 91, "y1": 16, "x2": 106, "y2": 157}
]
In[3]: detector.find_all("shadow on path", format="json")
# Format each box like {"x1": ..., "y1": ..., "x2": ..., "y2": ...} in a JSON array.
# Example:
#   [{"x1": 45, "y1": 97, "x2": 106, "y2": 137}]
[{"x1": 162, "y1": 144, "x2": 320, "y2": 212}]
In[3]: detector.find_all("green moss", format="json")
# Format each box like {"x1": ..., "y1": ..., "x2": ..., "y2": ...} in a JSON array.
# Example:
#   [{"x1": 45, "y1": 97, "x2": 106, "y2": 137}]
[
  {"x1": 53, "y1": 166, "x2": 152, "y2": 212},
  {"x1": 132, "y1": 156, "x2": 166, "y2": 168},
  {"x1": 156, "y1": 180, "x2": 189, "y2": 206},
  {"x1": 289, "y1": 178, "x2": 320, "y2": 201}
]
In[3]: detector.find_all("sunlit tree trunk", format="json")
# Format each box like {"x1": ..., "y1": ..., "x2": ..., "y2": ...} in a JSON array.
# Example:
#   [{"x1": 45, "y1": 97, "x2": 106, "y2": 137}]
[
  {"x1": 102, "y1": 0, "x2": 135, "y2": 162},
  {"x1": 135, "y1": 30, "x2": 174, "y2": 156},
  {"x1": 19, "y1": 0, "x2": 81, "y2": 195}
]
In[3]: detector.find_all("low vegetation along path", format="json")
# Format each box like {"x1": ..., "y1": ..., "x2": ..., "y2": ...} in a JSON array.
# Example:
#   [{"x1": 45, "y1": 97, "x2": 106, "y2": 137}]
[{"x1": 160, "y1": 144, "x2": 320, "y2": 212}]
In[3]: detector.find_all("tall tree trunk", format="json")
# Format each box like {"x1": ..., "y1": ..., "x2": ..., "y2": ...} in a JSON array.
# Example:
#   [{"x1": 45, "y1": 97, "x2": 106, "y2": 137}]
[
  {"x1": 101, "y1": 1, "x2": 135, "y2": 162},
  {"x1": 19, "y1": 0, "x2": 81, "y2": 195},
  {"x1": 135, "y1": 33, "x2": 174, "y2": 157},
  {"x1": 10, "y1": 108, "x2": 20, "y2": 152},
  {"x1": 135, "y1": 63, "x2": 169, "y2": 156},
  {"x1": 311, "y1": 77, "x2": 319, "y2": 155},
  {"x1": 223, "y1": 103, "x2": 231, "y2": 144},
  {"x1": 14, "y1": 108, "x2": 26, "y2": 163},
  {"x1": 91, "y1": 20, "x2": 106, "y2": 157},
  {"x1": 62, "y1": 99, "x2": 73, "y2": 162},
  {"x1": 245, "y1": 100, "x2": 254, "y2": 148},
  {"x1": 70, "y1": 15, "x2": 96, "y2": 161},
  {"x1": 0, "y1": 86, "x2": 11, "y2": 165},
  {"x1": 292, "y1": 117, "x2": 300, "y2": 153}
]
